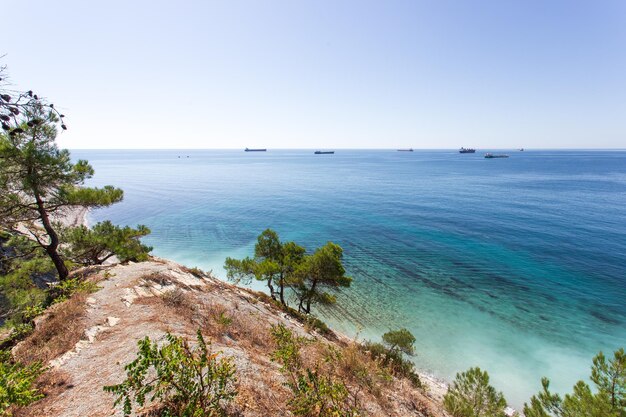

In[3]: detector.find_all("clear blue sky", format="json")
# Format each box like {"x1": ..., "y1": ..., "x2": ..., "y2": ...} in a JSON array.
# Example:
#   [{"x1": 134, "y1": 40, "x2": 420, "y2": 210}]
[{"x1": 3, "y1": 0, "x2": 626, "y2": 149}]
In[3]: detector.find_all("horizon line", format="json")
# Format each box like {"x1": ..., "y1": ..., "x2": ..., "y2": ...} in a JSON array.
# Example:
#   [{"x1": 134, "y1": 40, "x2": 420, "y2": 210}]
[{"x1": 67, "y1": 147, "x2": 626, "y2": 151}]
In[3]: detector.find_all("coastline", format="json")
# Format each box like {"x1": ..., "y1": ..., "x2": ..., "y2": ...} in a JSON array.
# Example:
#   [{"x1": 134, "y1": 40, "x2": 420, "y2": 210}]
[
  {"x1": 66, "y1": 210, "x2": 446, "y2": 402},
  {"x1": 56, "y1": 210, "x2": 528, "y2": 415},
  {"x1": 63, "y1": 208, "x2": 450, "y2": 399}
]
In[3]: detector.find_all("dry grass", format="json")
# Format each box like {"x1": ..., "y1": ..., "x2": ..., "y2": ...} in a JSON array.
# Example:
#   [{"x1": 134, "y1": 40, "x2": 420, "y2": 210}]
[
  {"x1": 227, "y1": 312, "x2": 273, "y2": 351},
  {"x1": 144, "y1": 272, "x2": 173, "y2": 287},
  {"x1": 179, "y1": 265, "x2": 208, "y2": 278},
  {"x1": 236, "y1": 372, "x2": 290, "y2": 417},
  {"x1": 157, "y1": 289, "x2": 273, "y2": 351},
  {"x1": 141, "y1": 275, "x2": 439, "y2": 416},
  {"x1": 14, "y1": 293, "x2": 87, "y2": 365}
]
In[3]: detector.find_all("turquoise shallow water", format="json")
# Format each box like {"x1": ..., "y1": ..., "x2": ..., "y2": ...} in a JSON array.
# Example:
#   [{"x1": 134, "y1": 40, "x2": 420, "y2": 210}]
[{"x1": 74, "y1": 149, "x2": 626, "y2": 408}]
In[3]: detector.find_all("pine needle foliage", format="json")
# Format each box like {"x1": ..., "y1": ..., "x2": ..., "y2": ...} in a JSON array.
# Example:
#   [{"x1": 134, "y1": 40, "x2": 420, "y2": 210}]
[{"x1": 443, "y1": 367, "x2": 508, "y2": 417}]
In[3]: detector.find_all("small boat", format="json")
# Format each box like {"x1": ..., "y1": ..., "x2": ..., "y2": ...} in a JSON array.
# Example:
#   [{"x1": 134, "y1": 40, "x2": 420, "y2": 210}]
[
  {"x1": 397, "y1": 148, "x2": 414, "y2": 152},
  {"x1": 484, "y1": 153, "x2": 509, "y2": 158},
  {"x1": 459, "y1": 147, "x2": 476, "y2": 153},
  {"x1": 519, "y1": 148, "x2": 524, "y2": 151},
  {"x1": 245, "y1": 148, "x2": 266, "y2": 152},
  {"x1": 314, "y1": 151, "x2": 334, "y2": 154}
]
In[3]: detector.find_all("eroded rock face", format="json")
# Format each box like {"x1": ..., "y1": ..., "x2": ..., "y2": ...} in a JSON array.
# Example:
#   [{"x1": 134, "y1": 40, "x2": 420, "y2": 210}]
[{"x1": 14, "y1": 259, "x2": 445, "y2": 417}]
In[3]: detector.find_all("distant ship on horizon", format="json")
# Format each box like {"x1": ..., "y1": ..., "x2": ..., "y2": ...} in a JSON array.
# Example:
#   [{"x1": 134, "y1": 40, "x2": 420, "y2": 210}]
[
  {"x1": 245, "y1": 148, "x2": 266, "y2": 152},
  {"x1": 314, "y1": 151, "x2": 334, "y2": 154},
  {"x1": 459, "y1": 147, "x2": 476, "y2": 153},
  {"x1": 397, "y1": 148, "x2": 414, "y2": 152}
]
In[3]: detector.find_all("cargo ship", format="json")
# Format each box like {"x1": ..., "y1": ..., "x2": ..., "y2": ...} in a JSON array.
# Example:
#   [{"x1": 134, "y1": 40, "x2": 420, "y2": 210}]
[
  {"x1": 459, "y1": 147, "x2": 476, "y2": 153},
  {"x1": 314, "y1": 151, "x2": 334, "y2": 154},
  {"x1": 245, "y1": 148, "x2": 266, "y2": 152}
]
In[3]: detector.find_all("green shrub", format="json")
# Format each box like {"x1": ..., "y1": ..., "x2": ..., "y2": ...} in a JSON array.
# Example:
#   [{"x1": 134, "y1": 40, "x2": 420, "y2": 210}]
[
  {"x1": 45, "y1": 277, "x2": 99, "y2": 305},
  {"x1": 104, "y1": 330, "x2": 237, "y2": 417},
  {"x1": 362, "y1": 340, "x2": 421, "y2": 388},
  {"x1": 280, "y1": 305, "x2": 332, "y2": 337},
  {"x1": 443, "y1": 367, "x2": 508, "y2": 417},
  {"x1": 382, "y1": 328, "x2": 416, "y2": 355},
  {"x1": 270, "y1": 324, "x2": 359, "y2": 417},
  {"x1": 3, "y1": 324, "x2": 35, "y2": 347},
  {"x1": 0, "y1": 256, "x2": 48, "y2": 328},
  {"x1": 0, "y1": 351, "x2": 44, "y2": 415}
]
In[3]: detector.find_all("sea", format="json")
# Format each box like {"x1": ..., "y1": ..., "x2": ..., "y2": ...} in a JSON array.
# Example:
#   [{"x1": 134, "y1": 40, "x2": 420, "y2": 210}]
[{"x1": 73, "y1": 149, "x2": 626, "y2": 408}]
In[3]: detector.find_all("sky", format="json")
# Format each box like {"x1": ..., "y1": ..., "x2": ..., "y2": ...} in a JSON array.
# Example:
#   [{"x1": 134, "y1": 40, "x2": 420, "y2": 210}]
[{"x1": 3, "y1": 0, "x2": 626, "y2": 149}]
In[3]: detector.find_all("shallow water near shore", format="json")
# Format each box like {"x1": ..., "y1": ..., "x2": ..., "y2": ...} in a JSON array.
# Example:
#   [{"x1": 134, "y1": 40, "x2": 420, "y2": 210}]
[{"x1": 75, "y1": 149, "x2": 626, "y2": 408}]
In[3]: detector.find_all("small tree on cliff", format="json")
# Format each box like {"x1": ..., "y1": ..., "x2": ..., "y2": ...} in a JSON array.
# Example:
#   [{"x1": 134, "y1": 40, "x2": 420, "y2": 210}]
[
  {"x1": 294, "y1": 242, "x2": 352, "y2": 314},
  {"x1": 224, "y1": 229, "x2": 305, "y2": 306},
  {"x1": 0, "y1": 102, "x2": 123, "y2": 280},
  {"x1": 443, "y1": 367, "x2": 508, "y2": 417},
  {"x1": 382, "y1": 328, "x2": 416, "y2": 356}
]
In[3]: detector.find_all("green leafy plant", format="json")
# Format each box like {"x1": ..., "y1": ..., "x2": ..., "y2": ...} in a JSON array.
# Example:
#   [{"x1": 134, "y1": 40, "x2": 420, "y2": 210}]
[
  {"x1": 0, "y1": 252, "x2": 49, "y2": 327},
  {"x1": 0, "y1": 351, "x2": 44, "y2": 416},
  {"x1": 270, "y1": 324, "x2": 359, "y2": 416},
  {"x1": 104, "y1": 330, "x2": 237, "y2": 417},
  {"x1": 443, "y1": 367, "x2": 508, "y2": 417},
  {"x1": 45, "y1": 277, "x2": 99, "y2": 305}
]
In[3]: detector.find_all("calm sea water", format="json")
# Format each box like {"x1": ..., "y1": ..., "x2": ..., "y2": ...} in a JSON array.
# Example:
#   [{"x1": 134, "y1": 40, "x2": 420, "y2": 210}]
[{"x1": 73, "y1": 149, "x2": 626, "y2": 408}]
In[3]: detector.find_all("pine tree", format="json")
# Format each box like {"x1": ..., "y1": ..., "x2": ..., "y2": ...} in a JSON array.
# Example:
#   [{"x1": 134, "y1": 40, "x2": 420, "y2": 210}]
[
  {"x1": 0, "y1": 100, "x2": 123, "y2": 280},
  {"x1": 294, "y1": 242, "x2": 352, "y2": 314}
]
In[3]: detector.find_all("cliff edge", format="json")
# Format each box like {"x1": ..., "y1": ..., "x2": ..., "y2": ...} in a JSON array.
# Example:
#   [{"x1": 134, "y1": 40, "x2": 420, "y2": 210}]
[{"x1": 12, "y1": 258, "x2": 447, "y2": 417}]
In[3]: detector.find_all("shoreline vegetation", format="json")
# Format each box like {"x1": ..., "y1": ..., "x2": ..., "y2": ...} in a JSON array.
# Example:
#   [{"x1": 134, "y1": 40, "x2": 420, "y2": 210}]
[
  {"x1": 2, "y1": 67, "x2": 625, "y2": 417},
  {"x1": 70, "y1": 207, "x2": 454, "y2": 400},
  {"x1": 77, "y1": 209, "x2": 453, "y2": 396}
]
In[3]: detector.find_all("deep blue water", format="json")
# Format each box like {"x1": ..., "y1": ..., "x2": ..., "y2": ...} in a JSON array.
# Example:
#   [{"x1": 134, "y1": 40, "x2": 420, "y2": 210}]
[{"x1": 73, "y1": 149, "x2": 626, "y2": 408}]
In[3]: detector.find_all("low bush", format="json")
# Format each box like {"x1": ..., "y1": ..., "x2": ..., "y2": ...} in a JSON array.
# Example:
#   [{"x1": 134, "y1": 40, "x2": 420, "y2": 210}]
[
  {"x1": 362, "y1": 340, "x2": 422, "y2": 388},
  {"x1": 0, "y1": 351, "x2": 44, "y2": 415},
  {"x1": 104, "y1": 330, "x2": 237, "y2": 417},
  {"x1": 270, "y1": 324, "x2": 360, "y2": 417},
  {"x1": 45, "y1": 277, "x2": 99, "y2": 306},
  {"x1": 279, "y1": 305, "x2": 332, "y2": 337}
]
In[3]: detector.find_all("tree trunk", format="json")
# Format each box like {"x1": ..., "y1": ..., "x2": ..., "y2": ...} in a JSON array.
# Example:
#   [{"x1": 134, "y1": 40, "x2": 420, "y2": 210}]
[
  {"x1": 34, "y1": 193, "x2": 69, "y2": 280},
  {"x1": 267, "y1": 276, "x2": 276, "y2": 300},
  {"x1": 298, "y1": 293, "x2": 305, "y2": 313},
  {"x1": 305, "y1": 278, "x2": 318, "y2": 314},
  {"x1": 279, "y1": 272, "x2": 286, "y2": 306}
]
